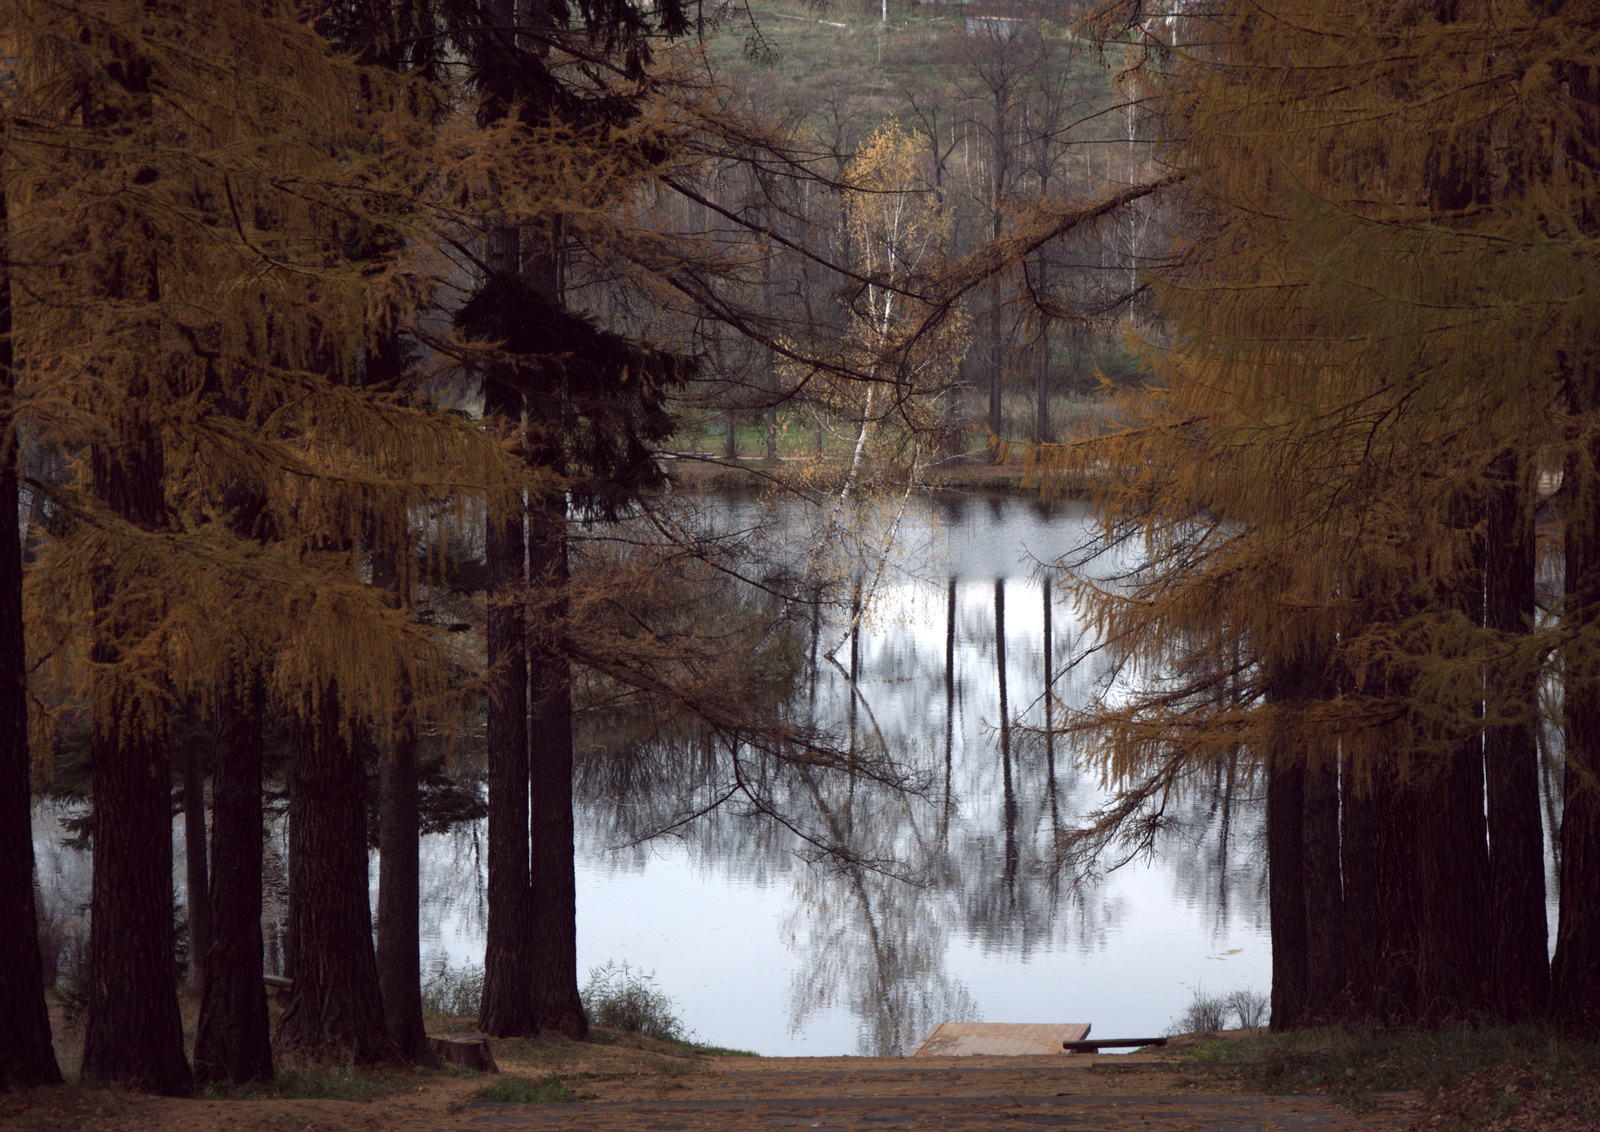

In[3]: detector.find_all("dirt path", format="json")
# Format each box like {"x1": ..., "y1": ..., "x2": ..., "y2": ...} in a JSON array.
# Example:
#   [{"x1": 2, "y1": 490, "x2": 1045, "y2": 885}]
[
  {"x1": 416, "y1": 1054, "x2": 1422, "y2": 1132},
  {"x1": 0, "y1": 1046, "x2": 1425, "y2": 1132}
]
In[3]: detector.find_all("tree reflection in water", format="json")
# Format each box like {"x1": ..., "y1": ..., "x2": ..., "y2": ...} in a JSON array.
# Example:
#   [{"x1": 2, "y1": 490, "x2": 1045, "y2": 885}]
[{"x1": 565, "y1": 494, "x2": 1268, "y2": 1053}]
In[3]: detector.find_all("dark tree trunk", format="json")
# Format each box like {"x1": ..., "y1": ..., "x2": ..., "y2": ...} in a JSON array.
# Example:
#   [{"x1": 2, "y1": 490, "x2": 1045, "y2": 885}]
[
  {"x1": 1370, "y1": 761, "x2": 1426, "y2": 1024},
  {"x1": 1416, "y1": 734, "x2": 1490, "y2": 1022},
  {"x1": 181, "y1": 715, "x2": 210, "y2": 988},
  {"x1": 371, "y1": 541, "x2": 432, "y2": 1062},
  {"x1": 479, "y1": 487, "x2": 534, "y2": 1035},
  {"x1": 193, "y1": 664, "x2": 272, "y2": 1086},
  {"x1": 0, "y1": 186, "x2": 62, "y2": 1091},
  {"x1": 1301, "y1": 757, "x2": 1344, "y2": 1020},
  {"x1": 527, "y1": 494, "x2": 587, "y2": 1038},
  {"x1": 274, "y1": 681, "x2": 400, "y2": 1065},
  {"x1": 1339, "y1": 753, "x2": 1379, "y2": 1019},
  {"x1": 377, "y1": 689, "x2": 428, "y2": 1059},
  {"x1": 1266, "y1": 755, "x2": 1307, "y2": 1032},
  {"x1": 1552, "y1": 359, "x2": 1600, "y2": 1037},
  {"x1": 1410, "y1": 533, "x2": 1491, "y2": 1023},
  {"x1": 477, "y1": 216, "x2": 538, "y2": 1038},
  {"x1": 80, "y1": 389, "x2": 192, "y2": 1096},
  {"x1": 1484, "y1": 447, "x2": 1550, "y2": 1022},
  {"x1": 1546, "y1": 16, "x2": 1600, "y2": 1042},
  {"x1": 1266, "y1": 645, "x2": 1325, "y2": 1031}
]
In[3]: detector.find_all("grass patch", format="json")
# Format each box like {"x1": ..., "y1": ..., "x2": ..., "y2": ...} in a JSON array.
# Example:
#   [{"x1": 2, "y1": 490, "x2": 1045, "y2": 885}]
[
  {"x1": 1179, "y1": 1025, "x2": 1600, "y2": 1129},
  {"x1": 201, "y1": 1066, "x2": 416, "y2": 1103},
  {"x1": 472, "y1": 1073, "x2": 582, "y2": 1104},
  {"x1": 669, "y1": 1040, "x2": 760, "y2": 1058},
  {"x1": 581, "y1": 962, "x2": 688, "y2": 1042}
]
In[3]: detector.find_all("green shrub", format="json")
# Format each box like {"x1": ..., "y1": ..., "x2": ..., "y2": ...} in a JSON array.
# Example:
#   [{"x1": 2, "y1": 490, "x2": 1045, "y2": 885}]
[{"x1": 580, "y1": 961, "x2": 686, "y2": 1041}]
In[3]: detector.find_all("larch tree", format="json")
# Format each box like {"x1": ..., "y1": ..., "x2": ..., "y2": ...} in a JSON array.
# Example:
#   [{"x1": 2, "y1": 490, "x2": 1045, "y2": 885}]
[
  {"x1": 0, "y1": 163, "x2": 63, "y2": 1093},
  {"x1": 1038, "y1": 0, "x2": 1600, "y2": 1030},
  {"x1": 4, "y1": 0, "x2": 512, "y2": 1086}
]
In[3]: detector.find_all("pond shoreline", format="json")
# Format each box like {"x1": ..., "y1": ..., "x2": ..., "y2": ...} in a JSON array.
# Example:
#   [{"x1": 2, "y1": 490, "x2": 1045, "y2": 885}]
[{"x1": 658, "y1": 452, "x2": 1095, "y2": 498}]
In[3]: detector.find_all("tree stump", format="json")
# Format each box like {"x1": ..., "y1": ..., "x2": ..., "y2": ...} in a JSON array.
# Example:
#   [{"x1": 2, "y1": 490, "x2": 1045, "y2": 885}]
[{"x1": 427, "y1": 1032, "x2": 498, "y2": 1074}]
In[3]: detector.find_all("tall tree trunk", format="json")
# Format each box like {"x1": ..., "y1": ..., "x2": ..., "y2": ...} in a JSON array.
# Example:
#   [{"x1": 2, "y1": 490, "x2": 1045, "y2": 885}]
[
  {"x1": 181, "y1": 711, "x2": 210, "y2": 989},
  {"x1": 1267, "y1": 754, "x2": 1305, "y2": 1029},
  {"x1": 1553, "y1": 357, "x2": 1600, "y2": 1037},
  {"x1": 1301, "y1": 755, "x2": 1344, "y2": 1021},
  {"x1": 1371, "y1": 761, "x2": 1426, "y2": 1025},
  {"x1": 1484, "y1": 447, "x2": 1549, "y2": 1021},
  {"x1": 1265, "y1": 647, "x2": 1321, "y2": 1030},
  {"x1": 527, "y1": 493, "x2": 587, "y2": 1038},
  {"x1": 81, "y1": 383, "x2": 192, "y2": 1095},
  {"x1": 372, "y1": 540, "x2": 432, "y2": 1062},
  {"x1": 193, "y1": 663, "x2": 272, "y2": 1085},
  {"x1": 1340, "y1": 752, "x2": 1379, "y2": 1019},
  {"x1": 1416, "y1": 736, "x2": 1490, "y2": 1021},
  {"x1": 477, "y1": 203, "x2": 539, "y2": 1035},
  {"x1": 0, "y1": 184, "x2": 62, "y2": 1090},
  {"x1": 274, "y1": 681, "x2": 400, "y2": 1065},
  {"x1": 1267, "y1": 754, "x2": 1307, "y2": 1031},
  {"x1": 1415, "y1": 537, "x2": 1491, "y2": 1022},
  {"x1": 377, "y1": 679, "x2": 428, "y2": 1059}
]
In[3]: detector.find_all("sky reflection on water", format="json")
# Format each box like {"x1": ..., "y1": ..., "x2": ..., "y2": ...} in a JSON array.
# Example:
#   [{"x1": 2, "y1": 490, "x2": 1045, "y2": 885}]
[
  {"x1": 425, "y1": 490, "x2": 1271, "y2": 1055},
  {"x1": 31, "y1": 490, "x2": 1272, "y2": 1057}
]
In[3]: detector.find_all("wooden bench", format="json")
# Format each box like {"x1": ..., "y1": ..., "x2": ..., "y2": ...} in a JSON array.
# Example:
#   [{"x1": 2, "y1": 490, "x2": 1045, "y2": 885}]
[{"x1": 1063, "y1": 1037, "x2": 1168, "y2": 1052}]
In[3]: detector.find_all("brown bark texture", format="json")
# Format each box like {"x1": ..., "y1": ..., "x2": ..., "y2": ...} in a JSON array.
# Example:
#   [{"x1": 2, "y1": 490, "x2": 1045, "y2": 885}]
[
  {"x1": 1370, "y1": 763, "x2": 1426, "y2": 1024},
  {"x1": 1483, "y1": 448, "x2": 1549, "y2": 1021},
  {"x1": 1412, "y1": 522, "x2": 1491, "y2": 1022},
  {"x1": 1416, "y1": 735, "x2": 1490, "y2": 1021},
  {"x1": 476, "y1": 240, "x2": 537, "y2": 1034},
  {"x1": 1338, "y1": 754, "x2": 1379, "y2": 1017},
  {"x1": 275, "y1": 682, "x2": 400, "y2": 1065},
  {"x1": 1552, "y1": 363, "x2": 1600, "y2": 1037},
  {"x1": 528, "y1": 494, "x2": 587, "y2": 1039},
  {"x1": 377, "y1": 715, "x2": 429, "y2": 1060},
  {"x1": 1300, "y1": 759, "x2": 1344, "y2": 1021},
  {"x1": 80, "y1": 380, "x2": 192, "y2": 1095},
  {"x1": 193, "y1": 665, "x2": 273, "y2": 1085},
  {"x1": 1266, "y1": 757, "x2": 1307, "y2": 1032},
  {"x1": 182, "y1": 719, "x2": 210, "y2": 988},
  {"x1": 0, "y1": 186, "x2": 62, "y2": 1091},
  {"x1": 371, "y1": 539, "x2": 433, "y2": 1063}
]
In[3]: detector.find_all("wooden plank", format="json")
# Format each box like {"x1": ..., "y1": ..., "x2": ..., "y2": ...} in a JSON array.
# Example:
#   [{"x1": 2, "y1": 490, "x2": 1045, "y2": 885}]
[{"x1": 909, "y1": 1022, "x2": 1091, "y2": 1057}]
